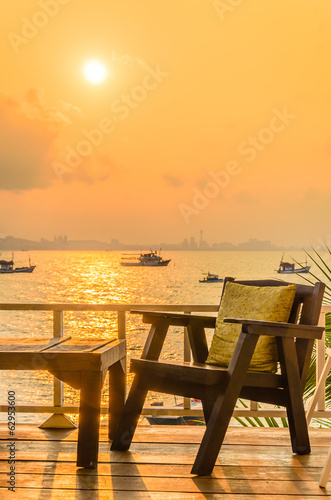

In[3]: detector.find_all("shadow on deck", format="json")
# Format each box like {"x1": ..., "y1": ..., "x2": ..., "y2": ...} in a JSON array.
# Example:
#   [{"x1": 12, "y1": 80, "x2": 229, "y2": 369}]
[{"x1": 1, "y1": 424, "x2": 331, "y2": 498}]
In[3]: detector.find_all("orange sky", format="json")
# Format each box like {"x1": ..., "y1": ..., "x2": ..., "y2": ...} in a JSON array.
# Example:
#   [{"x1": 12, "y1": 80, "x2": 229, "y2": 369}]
[{"x1": 0, "y1": 0, "x2": 331, "y2": 246}]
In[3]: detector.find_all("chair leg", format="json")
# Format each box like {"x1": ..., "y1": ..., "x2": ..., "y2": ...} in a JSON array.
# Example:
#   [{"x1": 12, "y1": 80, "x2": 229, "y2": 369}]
[
  {"x1": 110, "y1": 374, "x2": 148, "y2": 451},
  {"x1": 191, "y1": 388, "x2": 239, "y2": 476},
  {"x1": 191, "y1": 331, "x2": 260, "y2": 476},
  {"x1": 286, "y1": 399, "x2": 310, "y2": 454},
  {"x1": 280, "y1": 337, "x2": 310, "y2": 455},
  {"x1": 320, "y1": 446, "x2": 331, "y2": 488},
  {"x1": 108, "y1": 360, "x2": 126, "y2": 440},
  {"x1": 201, "y1": 399, "x2": 214, "y2": 424}
]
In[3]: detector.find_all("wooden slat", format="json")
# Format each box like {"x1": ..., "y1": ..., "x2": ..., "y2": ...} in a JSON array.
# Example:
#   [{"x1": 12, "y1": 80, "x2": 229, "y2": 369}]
[
  {"x1": 0, "y1": 439, "x2": 328, "y2": 464},
  {"x1": 0, "y1": 337, "x2": 58, "y2": 352},
  {"x1": 0, "y1": 474, "x2": 329, "y2": 495},
  {"x1": 46, "y1": 338, "x2": 111, "y2": 352},
  {"x1": 0, "y1": 461, "x2": 324, "y2": 480},
  {"x1": 132, "y1": 310, "x2": 217, "y2": 329},
  {"x1": 0, "y1": 493, "x2": 324, "y2": 500},
  {"x1": 0, "y1": 303, "x2": 219, "y2": 312},
  {"x1": 0, "y1": 339, "x2": 125, "y2": 371},
  {"x1": 225, "y1": 319, "x2": 325, "y2": 340},
  {"x1": 0, "y1": 337, "x2": 116, "y2": 355},
  {"x1": 0, "y1": 449, "x2": 326, "y2": 468},
  {"x1": 3, "y1": 424, "x2": 331, "y2": 446},
  {"x1": 40, "y1": 336, "x2": 72, "y2": 351}
]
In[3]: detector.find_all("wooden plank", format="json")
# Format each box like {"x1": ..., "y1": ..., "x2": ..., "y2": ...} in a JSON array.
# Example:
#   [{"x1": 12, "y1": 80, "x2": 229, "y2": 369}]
[
  {"x1": 0, "y1": 336, "x2": 72, "y2": 351},
  {"x1": 46, "y1": 338, "x2": 112, "y2": 352},
  {"x1": 136, "y1": 311, "x2": 217, "y2": 329},
  {"x1": 226, "y1": 319, "x2": 324, "y2": 340},
  {"x1": 0, "y1": 337, "x2": 55, "y2": 351},
  {"x1": 0, "y1": 341, "x2": 125, "y2": 371},
  {"x1": 0, "y1": 474, "x2": 329, "y2": 495},
  {"x1": 0, "y1": 461, "x2": 324, "y2": 480},
  {"x1": 0, "y1": 303, "x2": 219, "y2": 312},
  {"x1": 0, "y1": 442, "x2": 328, "y2": 466},
  {"x1": 0, "y1": 404, "x2": 82, "y2": 413},
  {"x1": 40, "y1": 336, "x2": 72, "y2": 351},
  {"x1": 1, "y1": 492, "x2": 320, "y2": 500},
  {"x1": 2, "y1": 425, "x2": 331, "y2": 446}
]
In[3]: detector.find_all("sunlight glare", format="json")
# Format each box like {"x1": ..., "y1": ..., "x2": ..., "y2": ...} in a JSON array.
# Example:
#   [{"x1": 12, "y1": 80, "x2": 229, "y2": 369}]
[{"x1": 84, "y1": 60, "x2": 107, "y2": 84}]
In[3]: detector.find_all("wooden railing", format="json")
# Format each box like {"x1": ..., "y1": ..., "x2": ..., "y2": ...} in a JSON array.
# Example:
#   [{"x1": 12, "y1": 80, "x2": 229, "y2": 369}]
[{"x1": 0, "y1": 303, "x2": 330, "y2": 423}]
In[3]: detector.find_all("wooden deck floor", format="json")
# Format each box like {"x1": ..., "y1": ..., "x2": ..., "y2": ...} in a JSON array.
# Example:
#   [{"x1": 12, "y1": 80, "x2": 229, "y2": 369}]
[{"x1": 1, "y1": 424, "x2": 331, "y2": 498}]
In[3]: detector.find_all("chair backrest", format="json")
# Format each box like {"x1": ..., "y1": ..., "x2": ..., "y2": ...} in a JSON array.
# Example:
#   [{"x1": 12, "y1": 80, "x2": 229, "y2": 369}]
[
  {"x1": 221, "y1": 277, "x2": 325, "y2": 381},
  {"x1": 222, "y1": 277, "x2": 325, "y2": 327}
]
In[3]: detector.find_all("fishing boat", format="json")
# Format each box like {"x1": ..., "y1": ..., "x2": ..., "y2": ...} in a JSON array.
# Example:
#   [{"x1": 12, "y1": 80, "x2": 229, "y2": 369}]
[
  {"x1": 145, "y1": 399, "x2": 205, "y2": 426},
  {"x1": 0, "y1": 256, "x2": 36, "y2": 274},
  {"x1": 277, "y1": 258, "x2": 310, "y2": 274},
  {"x1": 199, "y1": 272, "x2": 224, "y2": 283},
  {"x1": 120, "y1": 250, "x2": 171, "y2": 267}
]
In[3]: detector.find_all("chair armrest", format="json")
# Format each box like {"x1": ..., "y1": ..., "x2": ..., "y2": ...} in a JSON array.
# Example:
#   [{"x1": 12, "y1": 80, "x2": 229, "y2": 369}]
[
  {"x1": 131, "y1": 310, "x2": 217, "y2": 329},
  {"x1": 131, "y1": 310, "x2": 216, "y2": 362},
  {"x1": 224, "y1": 318, "x2": 324, "y2": 340}
]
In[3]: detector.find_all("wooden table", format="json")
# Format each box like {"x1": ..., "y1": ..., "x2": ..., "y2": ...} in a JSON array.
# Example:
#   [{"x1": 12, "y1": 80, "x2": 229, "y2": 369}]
[{"x1": 0, "y1": 336, "x2": 126, "y2": 468}]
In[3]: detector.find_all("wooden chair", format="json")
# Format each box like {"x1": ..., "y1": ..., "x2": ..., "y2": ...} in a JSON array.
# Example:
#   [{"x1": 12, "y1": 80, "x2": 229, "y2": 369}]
[{"x1": 111, "y1": 278, "x2": 325, "y2": 476}]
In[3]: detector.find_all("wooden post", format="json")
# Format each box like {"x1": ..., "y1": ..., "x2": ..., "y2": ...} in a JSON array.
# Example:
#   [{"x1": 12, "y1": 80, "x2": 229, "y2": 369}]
[
  {"x1": 250, "y1": 401, "x2": 258, "y2": 411},
  {"x1": 317, "y1": 312, "x2": 326, "y2": 411},
  {"x1": 53, "y1": 310, "x2": 63, "y2": 338},
  {"x1": 117, "y1": 310, "x2": 127, "y2": 379},
  {"x1": 53, "y1": 310, "x2": 64, "y2": 407},
  {"x1": 117, "y1": 310, "x2": 126, "y2": 340},
  {"x1": 306, "y1": 310, "x2": 328, "y2": 425},
  {"x1": 40, "y1": 309, "x2": 76, "y2": 429},
  {"x1": 183, "y1": 312, "x2": 191, "y2": 410}
]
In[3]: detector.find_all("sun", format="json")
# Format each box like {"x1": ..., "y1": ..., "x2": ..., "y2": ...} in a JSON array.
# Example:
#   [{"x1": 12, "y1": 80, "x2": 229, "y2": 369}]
[{"x1": 83, "y1": 60, "x2": 107, "y2": 84}]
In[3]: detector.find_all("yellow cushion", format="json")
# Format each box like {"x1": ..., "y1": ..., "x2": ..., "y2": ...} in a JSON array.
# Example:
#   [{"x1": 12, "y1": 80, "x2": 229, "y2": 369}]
[{"x1": 206, "y1": 281, "x2": 297, "y2": 373}]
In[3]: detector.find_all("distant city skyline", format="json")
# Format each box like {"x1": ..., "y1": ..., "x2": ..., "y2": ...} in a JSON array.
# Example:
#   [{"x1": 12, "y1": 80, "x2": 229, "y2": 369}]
[
  {"x1": 0, "y1": 233, "x2": 303, "y2": 252},
  {"x1": 0, "y1": 229, "x2": 319, "y2": 250}
]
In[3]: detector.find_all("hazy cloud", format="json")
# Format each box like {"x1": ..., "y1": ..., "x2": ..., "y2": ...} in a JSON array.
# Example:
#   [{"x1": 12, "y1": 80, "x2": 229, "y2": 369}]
[
  {"x1": 110, "y1": 52, "x2": 148, "y2": 70},
  {"x1": 233, "y1": 191, "x2": 258, "y2": 204},
  {"x1": 163, "y1": 174, "x2": 184, "y2": 187},
  {"x1": 302, "y1": 187, "x2": 319, "y2": 203},
  {"x1": 23, "y1": 88, "x2": 82, "y2": 126},
  {"x1": 323, "y1": 137, "x2": 331, "y2": 157},
  {"x1": 68, "y1": 154, "x2": 119, "y2": 184},
  {"x1": 52, "y1": 152, "x2": 123, "y2": 185},
  {"x1": 0, "y1": 90, "x2": 83, "y2": 191}
]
